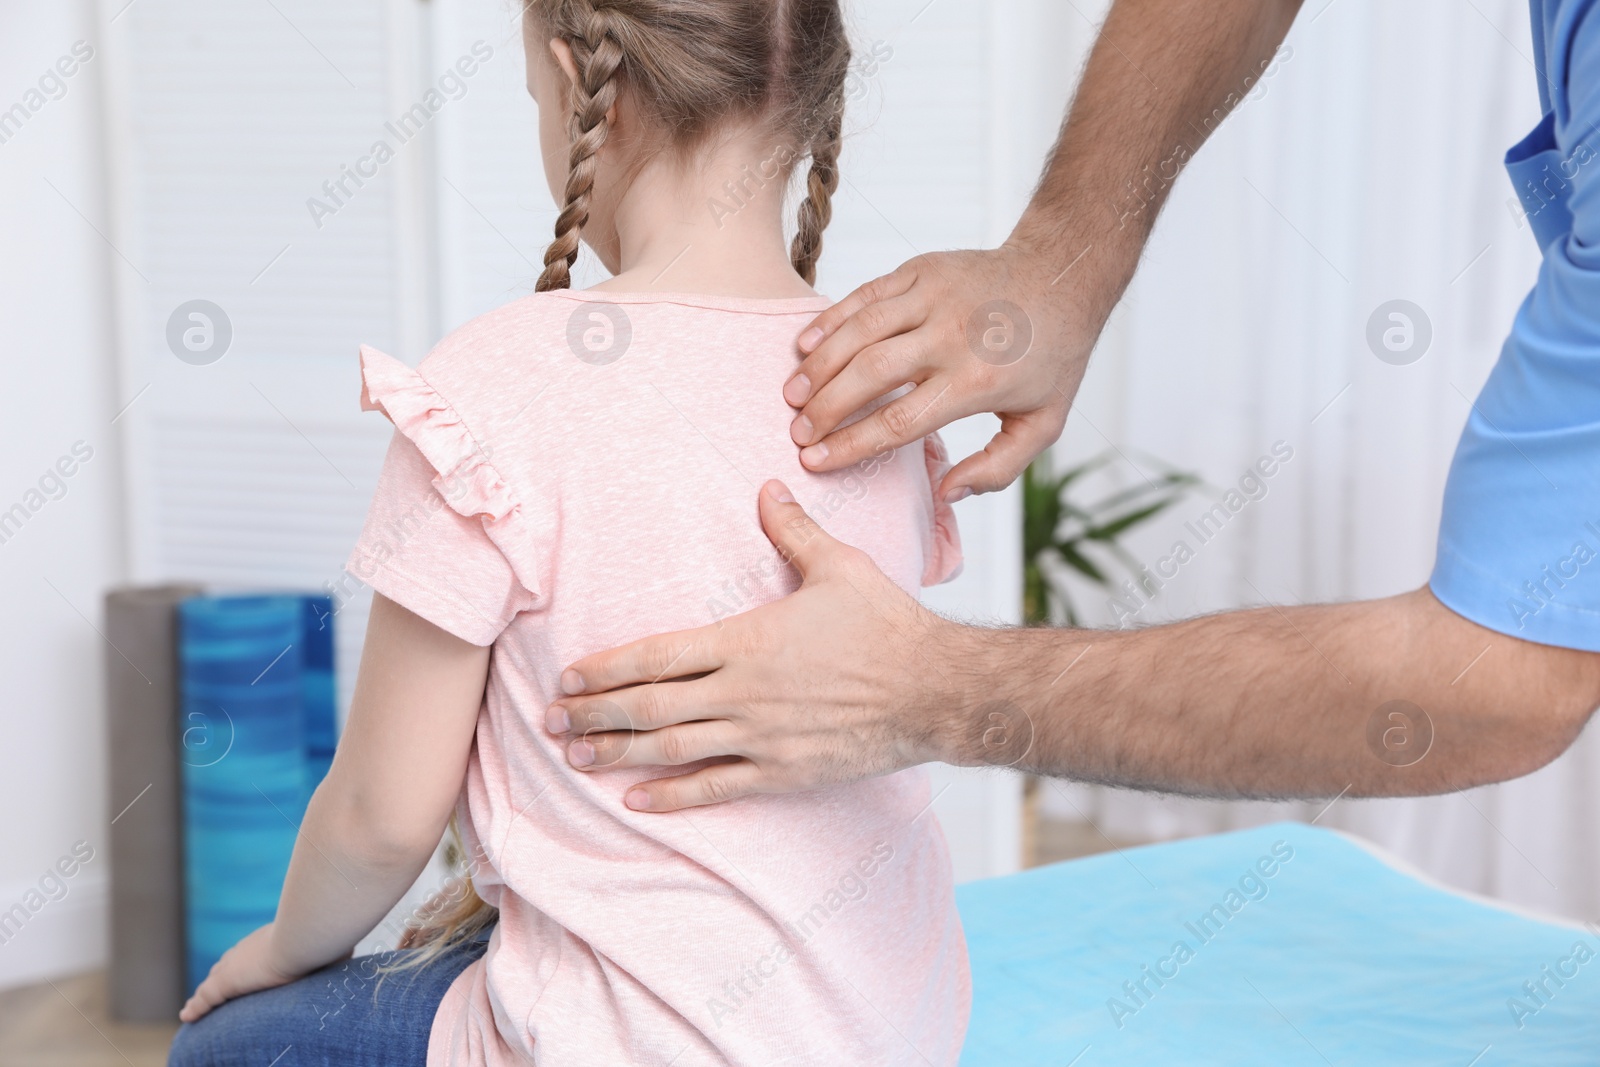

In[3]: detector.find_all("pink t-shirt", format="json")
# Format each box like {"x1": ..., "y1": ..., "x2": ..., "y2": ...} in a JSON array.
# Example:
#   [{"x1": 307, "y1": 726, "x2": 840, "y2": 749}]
[{"x1": 347, "y1": 289, "x2": 970, "y2": 1066}]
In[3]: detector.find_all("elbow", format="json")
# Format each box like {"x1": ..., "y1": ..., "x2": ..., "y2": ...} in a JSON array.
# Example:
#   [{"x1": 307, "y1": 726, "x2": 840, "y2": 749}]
[
  {"x1": 1532, "y1": 674, "x2": 1600, "y2": 769},
  {"x1": 311, "y1": 780, "x2": 444, "y2": 871},
  {"x1": 1522, "y1": 644, "x2": 1600, "y2": 773},
  {"x1": 1484, "y1": 704, "x2": 1590, "y2": 785},
  {"x1": 1465, "y1": 667, "x2": 1600, "y2": 787},
  {"x1": 1406, "y1": 591, "x2": 1600, "y2": 790}
]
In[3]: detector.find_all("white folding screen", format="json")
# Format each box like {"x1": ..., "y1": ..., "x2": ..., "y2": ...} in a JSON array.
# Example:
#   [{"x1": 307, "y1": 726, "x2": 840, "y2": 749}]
[
  {"x1": 104, "y1": 0, "x2": 1034, "y2": 882},
  {"x1": 430, "y1": 0, "x2": 546, "y2": 330},
  {"x1": 101, "y1": 0, "x2": 423, "y2": 720}
]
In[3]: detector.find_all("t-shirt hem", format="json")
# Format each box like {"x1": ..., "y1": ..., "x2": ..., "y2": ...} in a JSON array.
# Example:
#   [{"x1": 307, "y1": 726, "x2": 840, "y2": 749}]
[
  {"x1": 347, "y1": 554, "x2": 509, "y2": 647},
  {"x1": 426, "y1": 957, "x2": 480, "y2": 1067},
  {"x1": 1430, "y1": 544, "x2": 1600, "y2": 653}
]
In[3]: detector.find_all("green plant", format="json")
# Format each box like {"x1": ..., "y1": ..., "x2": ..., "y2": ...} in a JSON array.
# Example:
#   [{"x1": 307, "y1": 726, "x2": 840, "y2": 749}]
[{"x1": 1023, "y1": 451, "x2": 1199, "y2": 626}]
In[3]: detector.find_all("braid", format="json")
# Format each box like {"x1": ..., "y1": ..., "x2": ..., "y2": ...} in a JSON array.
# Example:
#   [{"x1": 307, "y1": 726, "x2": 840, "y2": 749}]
[
  {"x1": 789, "y1": 97, "x2": 841, "y2": 286},
  {"x1": 783, "y1": 0, "x2": 849, "y2": 286},
  {"x1": 536, "y1": 3, "x2": 627, "y2": 292},
  {"x1": 528, "y1": 0, "x2": 850, "y2": 291}
]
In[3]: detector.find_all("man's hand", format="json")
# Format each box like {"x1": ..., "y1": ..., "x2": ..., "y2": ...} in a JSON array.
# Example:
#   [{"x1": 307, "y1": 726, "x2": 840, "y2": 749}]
[
  {"x1": 784, "y1": 0, "x2": 1309, "y2": 499},
  {"x1": 545, "y1": 481, "x2": 972, "y2": 812},
  {"x1": 785, "y1": 246, "x2": 1085, "y2": 501}
]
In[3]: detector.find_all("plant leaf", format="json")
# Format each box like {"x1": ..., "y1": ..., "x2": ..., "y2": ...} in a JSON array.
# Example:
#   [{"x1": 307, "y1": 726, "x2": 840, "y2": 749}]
[
  {"x1": 1056, "y1": 453, "x2": 1116, "y2": 489},
  {"x1": 1085, "y1": 499, "x2": 1182, "y2": 541},
  {"x1": 1089, "y1": 473, "x2": 1200, "y2": 515},
  {"x1": 1057, "y1": 542, "x2": 1109, "y2": 584}
]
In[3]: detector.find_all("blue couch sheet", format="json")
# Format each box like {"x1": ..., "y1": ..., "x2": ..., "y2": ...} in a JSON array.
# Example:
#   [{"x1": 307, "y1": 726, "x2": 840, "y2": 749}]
[{"x1": 956, "y1": 822, "x2": 1599, "y2": 1065}]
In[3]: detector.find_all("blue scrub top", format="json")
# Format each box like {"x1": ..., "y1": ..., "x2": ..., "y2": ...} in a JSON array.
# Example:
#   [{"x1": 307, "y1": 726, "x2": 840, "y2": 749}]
[{"x1": 1429, "y1": 0, "x2": 1600, "y2": 651}]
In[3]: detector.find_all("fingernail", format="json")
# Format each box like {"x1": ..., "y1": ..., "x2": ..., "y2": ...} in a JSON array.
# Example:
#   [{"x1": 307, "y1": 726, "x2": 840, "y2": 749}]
[
  {"x1": 624, "y1": 789, "x2": 651, "y2": 811},
  {"x1": 784, "y1": 373, "x2": 811, "y2": 405},
  {"x1": 798, "y1": 328, "x2": 824, "y2": 352},
  {"x1": 546, "y1": 705, "x2": 570, "y2": 733},
  {"x1": 944, "y1": 486, "x2": 972, "y2": 503},
  {"x1": 568, "y1": 740, "x2": 595, "y2": 768},
  {"x1": 800, "y1": 442, "x2": 829, "y2": 467},
  {"x1": 790, "y1": 414, "x2": 813, "y2": 445},
  {"x1": 766, "y1": 480, "x2": 795, "y2": 504},
  {"x1": 560, "y1": 669, "x2": 585, "y2": 695}
]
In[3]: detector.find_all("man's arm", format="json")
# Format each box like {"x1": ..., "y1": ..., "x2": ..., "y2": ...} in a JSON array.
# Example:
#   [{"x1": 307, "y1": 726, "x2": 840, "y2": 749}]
[
  {"x1": 547, "y1": 483, "x2": 1600, "y2": 811},
  {"x1": 786, "y1": 0, "x2": 1305, "y2": 499},
  {"x1": 971, "y1": 589, "x2": 1599, "y2": 798}
]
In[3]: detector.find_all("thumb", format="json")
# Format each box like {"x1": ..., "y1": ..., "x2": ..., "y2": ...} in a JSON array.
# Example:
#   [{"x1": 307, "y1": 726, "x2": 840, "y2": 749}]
[
  {"x1": 939, "y1": 409, "x2": 1063, "y2": 499},
  {"x1": 758, "y1": 480, "x2": 847, "y2": 582}
]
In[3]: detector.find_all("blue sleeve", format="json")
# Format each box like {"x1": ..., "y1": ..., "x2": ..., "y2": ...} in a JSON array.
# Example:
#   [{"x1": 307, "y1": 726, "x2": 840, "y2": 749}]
[{"x1": 1429, "y1": 0, "x2": 1600, "y2": 651}]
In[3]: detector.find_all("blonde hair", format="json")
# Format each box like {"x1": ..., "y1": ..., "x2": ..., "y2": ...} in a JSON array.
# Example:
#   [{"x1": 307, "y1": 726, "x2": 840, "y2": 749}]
[
  {"x1": 530, "y1": 0, "x2": 851, "y2": 290},
  {"x1": 377, "y1": 816, "x2": 496, "y2": 977}
]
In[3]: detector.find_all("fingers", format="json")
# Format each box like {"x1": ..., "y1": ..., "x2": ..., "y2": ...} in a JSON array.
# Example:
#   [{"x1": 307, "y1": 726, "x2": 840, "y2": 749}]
[
  {"x1": 757, "y1": 480, "x2": 853, "y2": 582},
  {"x1": 557, "y1": 628, "x2": 723, "y2": 700},
  {"x1": 179, "y1": 969, "x2": 230, "y2": 1023},
  {"x1": 788, "y1": 295, "x2": 927, "y2": 434},
  {"x1": 564, "y1": 720, "x2": 742, "y2": 771},
  {"x1": 793, "y1": 337, "x2": 937, "y2": 468},
  {"x1": 938, "y1": 408, "x2": 1065, "y2": 500},
  {"x1": 622, "y1": 760, "x2": 768, "y2": 812},
  {"x1": 790, "y1": 266, "x2": 921, "y2": 397},
  {"x1": 799, "y1": 381, "x2": 958, "y2": 474},
  {"x1": 548, "y1": 678, "x2": 707, "y2": 739}
]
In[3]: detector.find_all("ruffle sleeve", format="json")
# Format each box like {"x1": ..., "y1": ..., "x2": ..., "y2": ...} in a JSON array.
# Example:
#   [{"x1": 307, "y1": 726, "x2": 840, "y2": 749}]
[
  {"x1": 351, "y1": 346, "x2": 542, "y2": 640},
  {"x1": 920, "y1": 432, "x2": 964, "y2": 586}
]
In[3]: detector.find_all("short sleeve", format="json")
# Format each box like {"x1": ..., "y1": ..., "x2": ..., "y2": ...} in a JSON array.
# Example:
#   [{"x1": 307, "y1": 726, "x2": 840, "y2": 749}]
[
  {"x1": 348, "y1": 433, "x2": 530, "y2": 645},
  {"x1": 1428, "y1": 2, "x2": 1600, "y2": 652},
  {"x1": 920, "y1": 433, "x2": 964, "y2": 586},
  {"x1": 346, "y1": 346, "x2": 539, "y2": 646}
]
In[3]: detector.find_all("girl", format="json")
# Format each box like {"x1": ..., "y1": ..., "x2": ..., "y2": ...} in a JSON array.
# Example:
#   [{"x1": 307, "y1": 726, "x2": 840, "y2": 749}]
[{"x1": 169, "y1": 0, "x2": 969, "y2": 1063}]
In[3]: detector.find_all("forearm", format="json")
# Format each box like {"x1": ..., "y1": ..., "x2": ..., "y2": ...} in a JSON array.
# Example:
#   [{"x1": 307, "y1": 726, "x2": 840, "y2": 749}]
[
  {"x1": 946, "y1": 588, "x2": 1599, "y2": 798},
  {"x1": 266, "y1": 782, "x2": 439, "y2": 977},
  {"x1": 1011, "y1": 0, "x2": 1303, "y2": 325},
  {"x1": 262, "y1": 594, "x2": 488, "y2": 976}
]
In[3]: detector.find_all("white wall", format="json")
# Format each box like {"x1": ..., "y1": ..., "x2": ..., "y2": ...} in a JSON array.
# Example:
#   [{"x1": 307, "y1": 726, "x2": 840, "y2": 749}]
[{"x1": 0, "y1": 0, "x2": 124, "y2": 987}]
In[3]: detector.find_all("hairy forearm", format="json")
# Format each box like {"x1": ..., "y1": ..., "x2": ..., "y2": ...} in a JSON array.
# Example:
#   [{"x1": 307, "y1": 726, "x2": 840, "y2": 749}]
[
  {"x1": 944, "y1": 589, "x2": 1599, "y2": 798},
  {"x1": 267, "y1": 784, "x2": 438, "y2": 977},
  {"x1": 1011, "y1": 0, "x2": 1303, "y2": 324}
]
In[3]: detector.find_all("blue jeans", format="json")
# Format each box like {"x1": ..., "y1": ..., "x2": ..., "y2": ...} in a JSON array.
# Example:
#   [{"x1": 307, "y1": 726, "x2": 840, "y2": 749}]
[{"x1": 167, "y1": 925, "x2": 491, "y2": 1067}]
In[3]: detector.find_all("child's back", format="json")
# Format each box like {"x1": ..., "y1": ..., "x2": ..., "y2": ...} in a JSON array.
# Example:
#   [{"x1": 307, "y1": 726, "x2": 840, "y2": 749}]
[{"x1": 351, "y1": 287, "x2": 969, "y2": 1065}]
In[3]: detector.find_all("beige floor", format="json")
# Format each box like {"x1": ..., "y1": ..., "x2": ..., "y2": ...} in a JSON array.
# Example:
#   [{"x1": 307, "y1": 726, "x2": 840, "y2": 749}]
[
  {"x1": 0, "y1": 817, "x2": 1137, "y2": 1066},
  {"x1": 0, "y1": 970, "x2": 177, "y2": 1067}
]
